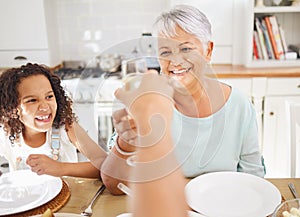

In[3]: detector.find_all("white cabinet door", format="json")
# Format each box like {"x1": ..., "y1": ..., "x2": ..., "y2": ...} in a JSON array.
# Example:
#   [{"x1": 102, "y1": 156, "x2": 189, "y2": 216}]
[
  {"x1": 218, "y1": 78, "x2": 252, "y2": 98},
  {"x1": 0, "y1": 0, "x2": 60, "y2": 67},
  {"x1": 0, "y1": 0, "x2": 48, "y2": 50},
  {"x1": 263, "y1": 96, "x2": 300, "y2": 178}
]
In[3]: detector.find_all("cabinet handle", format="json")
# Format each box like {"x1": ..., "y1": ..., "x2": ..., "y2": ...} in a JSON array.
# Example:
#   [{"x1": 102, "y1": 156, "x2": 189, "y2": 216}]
[
  {"x1": 269, "y1": 111, "x2": 274, "y2": 116},
  {"x1": 297, "y1": 84, "x2": 300, "y2": 88},
  {"x1": 14, "y1": 56, "x2": 27, "y2": 60}
]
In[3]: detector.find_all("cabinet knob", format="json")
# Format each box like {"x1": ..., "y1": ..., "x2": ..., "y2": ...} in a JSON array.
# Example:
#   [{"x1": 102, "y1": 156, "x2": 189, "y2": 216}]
[
  {"x1": 269, "y1": 111, "x2": 274, "y2": 116},
  {"x1": 297, "y1": 84, "x2": 300, "y2": 88}
]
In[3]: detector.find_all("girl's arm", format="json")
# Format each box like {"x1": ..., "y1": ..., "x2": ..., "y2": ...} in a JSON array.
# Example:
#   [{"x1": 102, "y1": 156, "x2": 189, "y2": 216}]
[{"x1": 26, "y1": 155, "x2": 100, "y2": 178}]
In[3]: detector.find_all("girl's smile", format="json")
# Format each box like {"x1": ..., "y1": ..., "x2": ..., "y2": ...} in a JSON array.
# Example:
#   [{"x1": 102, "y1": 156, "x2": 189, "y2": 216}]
[{"x1": 17, "y1": 74, "x2": 57, "y2": 134}]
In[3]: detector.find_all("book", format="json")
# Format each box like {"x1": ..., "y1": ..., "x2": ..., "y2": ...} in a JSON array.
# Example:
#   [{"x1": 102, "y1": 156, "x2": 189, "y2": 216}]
[
  {"x1": 261, "y1": 19, "x2": 275, "y2": 59},
  {"x1": 265, "y1": 15, "x2": 284, "y2": 60},
  {"x1": 255, "y1": 18, "x2": 268, "y2": 60},
  {"x1": 278, "y1": 25, "x2": 288, "y2": 56},
  {"x1": 254, "y1": 31, "x2": 263, "y2": 59},
  {"x1": 264, "y1": 16, "x2": 279, "y2": 59},
  {"x1": 253, "y1": 33, "x2": 259, "y2": 60}
]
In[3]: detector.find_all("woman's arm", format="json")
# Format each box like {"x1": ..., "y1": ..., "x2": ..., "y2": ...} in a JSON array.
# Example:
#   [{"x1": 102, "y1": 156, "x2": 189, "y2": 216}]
[
  {"x1": 100, "y1": 108, "x2": 138, "y2": 195},
  {"x1": 112, "y1": 73, "x2": 188, "y2": 217},
  {"x1": 238, "y1": 105, "x2": 265, "y2": 177},
  {"x1": 128, "y1": 91, "x2": 188, "y2": 217},
  {"x1": 100, "y1": 136, "x2": 136, "y2": 195}
]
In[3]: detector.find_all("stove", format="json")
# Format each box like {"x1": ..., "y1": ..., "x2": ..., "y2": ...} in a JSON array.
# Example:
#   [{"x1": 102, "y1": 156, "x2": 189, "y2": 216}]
[
  {"x1": 55, "y1": 67, "x2": 121, "y2": 79},
  {"x1": 56, "y1": 67, "x2": 122, "y2": 102},
  {"x1": 55, "y1": 68, "x2": 122, "y2": 151}
]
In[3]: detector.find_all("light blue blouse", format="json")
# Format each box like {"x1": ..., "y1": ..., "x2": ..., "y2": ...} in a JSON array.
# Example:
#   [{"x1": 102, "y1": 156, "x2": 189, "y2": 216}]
[
  {"x1": 108, "y1": 87, "x2": 265, "y2": 178},
  {"x1": 172, "y1": 87, "x2": 265, "y2": 178}
]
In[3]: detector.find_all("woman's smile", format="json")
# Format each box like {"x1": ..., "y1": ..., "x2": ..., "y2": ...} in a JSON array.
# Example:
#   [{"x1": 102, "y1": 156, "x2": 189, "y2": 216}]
[{"x1": 170, "y1": 67, "x2": 192, "y2": 75}]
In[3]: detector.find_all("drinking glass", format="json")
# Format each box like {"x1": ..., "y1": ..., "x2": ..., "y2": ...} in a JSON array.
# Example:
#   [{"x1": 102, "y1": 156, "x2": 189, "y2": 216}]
[
  {"x1": 121, "y1": 58, "x2": 147, "y2": 91},
  {"x1": 121, "y1": 58, "x2": 147, "y2": 78}
]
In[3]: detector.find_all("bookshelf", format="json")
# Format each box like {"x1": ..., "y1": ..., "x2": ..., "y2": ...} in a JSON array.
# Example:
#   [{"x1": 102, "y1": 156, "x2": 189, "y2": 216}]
[{"x1": 244, "y1": 0, "x2": 300, "y2": 68}]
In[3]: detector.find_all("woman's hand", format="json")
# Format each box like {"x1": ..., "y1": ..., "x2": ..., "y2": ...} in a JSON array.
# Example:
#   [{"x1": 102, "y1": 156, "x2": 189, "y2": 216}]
[
  {"x1": 26, "y1": 154, "x2": 63, "y2": 176},
  {"x1": 115, "y1": 73, "x2": 174, "y2": 148},
  {"x1": 112, "y1": 108, "x2": 137, "y2": 146},
  {"x1": 115, "y1": 73, "x2": 173, "y2": 112}
]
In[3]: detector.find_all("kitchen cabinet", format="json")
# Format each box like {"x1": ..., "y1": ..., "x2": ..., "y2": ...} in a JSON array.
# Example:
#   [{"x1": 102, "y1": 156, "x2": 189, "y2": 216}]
[
  {"x1": 219, "y1": 78, "x2": 252, "y2": 98},
  {"x1": 0, "y1": 0, "x2": 60, "y2": 67},
  {"x1": 262, "y1": 77, "x2": 300, "y2": 178},
  {"x1": 263, "y1": 95, "x2": 300, "y2": 178},
  {"x1": 244, "y1": 0, "x2": 300, "y2": 68}
]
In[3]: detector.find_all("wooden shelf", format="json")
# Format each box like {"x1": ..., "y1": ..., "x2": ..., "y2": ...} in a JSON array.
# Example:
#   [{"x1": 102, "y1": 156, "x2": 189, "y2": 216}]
[{"x1": 254, "y1": 6, "x2": 300, "y2": 13}]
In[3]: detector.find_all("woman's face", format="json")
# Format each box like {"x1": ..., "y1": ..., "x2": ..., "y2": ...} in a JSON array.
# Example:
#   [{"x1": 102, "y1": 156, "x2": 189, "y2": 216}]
[
  {"x1": 158, "y1": 26, "x2": 213, "y2": 93},
  {"x1": 17, "y1": 74, "x2": 57, "y2": 134}
]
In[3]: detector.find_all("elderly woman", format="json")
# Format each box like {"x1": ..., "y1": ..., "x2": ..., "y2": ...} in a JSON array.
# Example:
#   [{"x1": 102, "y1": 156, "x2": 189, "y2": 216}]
[{"x1": 101, "y1": 4, "x2": 265, "y2": 195}]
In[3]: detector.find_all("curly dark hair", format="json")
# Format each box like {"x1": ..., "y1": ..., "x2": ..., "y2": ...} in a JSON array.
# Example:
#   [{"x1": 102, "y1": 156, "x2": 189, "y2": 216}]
[{"x1": 0, "y1": 63, "x2": 77, "y2": 144}]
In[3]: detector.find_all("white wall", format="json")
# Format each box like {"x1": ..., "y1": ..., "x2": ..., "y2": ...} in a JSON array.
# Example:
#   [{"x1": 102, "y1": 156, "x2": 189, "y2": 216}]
[
  {"x1": 55, "y1": 0, "x2": 170, "y2": 62},
  {"x1": 54, "y1": 0, "x2": 246, "y2": 64}
]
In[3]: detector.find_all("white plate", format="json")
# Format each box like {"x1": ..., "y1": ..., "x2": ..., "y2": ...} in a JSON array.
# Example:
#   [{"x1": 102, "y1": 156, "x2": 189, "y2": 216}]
[
  {"x1": 31, "y1": 213, "x2": 81, "y2": 217},
  {"x1": 0, "y1": 170, "x2": 62, "y2": 215},
  {"x1": 185, "y1": 172, "x2": 281, "y2": 217},
  {"x1": 116, "y1": 211, "x2": 205, "y2": 217}
]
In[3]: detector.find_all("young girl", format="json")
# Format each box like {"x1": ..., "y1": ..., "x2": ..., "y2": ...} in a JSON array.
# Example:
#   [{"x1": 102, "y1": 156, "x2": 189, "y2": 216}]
[{"x1": 0, "y1": 63, "x2": 108, "y2": 178}]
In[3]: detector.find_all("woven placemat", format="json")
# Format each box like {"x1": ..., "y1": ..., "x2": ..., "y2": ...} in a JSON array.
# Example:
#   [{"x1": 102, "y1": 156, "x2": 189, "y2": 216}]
[{"x1": 3, "y1": 179, "x2": 70, "y2": 217}]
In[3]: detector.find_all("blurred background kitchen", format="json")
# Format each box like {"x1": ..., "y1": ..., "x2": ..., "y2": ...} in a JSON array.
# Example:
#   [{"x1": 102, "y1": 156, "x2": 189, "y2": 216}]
[{"x1": 0, "y1": 0, "x2": 299, "y2": 178}]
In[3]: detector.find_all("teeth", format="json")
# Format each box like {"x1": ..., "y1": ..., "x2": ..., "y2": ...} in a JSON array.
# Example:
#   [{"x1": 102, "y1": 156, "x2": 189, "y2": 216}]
[
  {"x1": 36, "y1": 115, "x2": 50, "y2": 120},
  {"x1": 173, "y1": 68, "x2": 189, "y2": 74}
]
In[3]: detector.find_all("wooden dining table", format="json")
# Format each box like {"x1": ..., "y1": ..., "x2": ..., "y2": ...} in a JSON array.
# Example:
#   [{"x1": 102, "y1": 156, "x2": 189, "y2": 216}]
[{"x1": 58, "y1": 177, "x2": 300, "y2": 217}]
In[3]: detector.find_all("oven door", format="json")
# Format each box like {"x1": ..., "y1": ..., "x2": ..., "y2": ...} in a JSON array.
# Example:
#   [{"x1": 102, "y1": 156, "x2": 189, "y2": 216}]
[
  {"x1": 95, "y1": 102, "x2": 114, "y2": 152},
  {"x1": 73, "y1": 102, "x2": 114, "y2": 152}
]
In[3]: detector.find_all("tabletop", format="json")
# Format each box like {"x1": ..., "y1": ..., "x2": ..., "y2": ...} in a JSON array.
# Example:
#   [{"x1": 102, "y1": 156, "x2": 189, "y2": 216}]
[{"x1": 58, "y1": 177, "x2": 300, "y2": 217}]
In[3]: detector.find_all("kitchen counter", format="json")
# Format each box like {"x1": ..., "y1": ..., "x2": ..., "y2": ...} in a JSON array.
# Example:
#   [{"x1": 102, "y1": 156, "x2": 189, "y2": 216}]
[
  {"x1": 1, "y1": 64, "x2": 300, "y2": 78},
  {"x1": 211, "y1": 64, "x2": 300, "y2": 78},
  {"x1": 0, "y1": 64, "x2": 61, "y2": 75}
]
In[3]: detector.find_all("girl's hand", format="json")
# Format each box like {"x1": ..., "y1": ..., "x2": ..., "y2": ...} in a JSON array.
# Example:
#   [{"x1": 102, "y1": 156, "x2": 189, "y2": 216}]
[{"x1": 26, "y1": 154, "x2": 63, "y2": 176}]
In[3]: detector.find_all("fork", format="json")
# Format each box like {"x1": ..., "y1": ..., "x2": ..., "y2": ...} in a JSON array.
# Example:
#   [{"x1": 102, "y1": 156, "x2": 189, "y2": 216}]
[
  {"x1": 288, "y1": 182, "x2": 299, "y2": 198},
  {"x1": 81, "y1": 184, "x2": 106, "y2": 216}
]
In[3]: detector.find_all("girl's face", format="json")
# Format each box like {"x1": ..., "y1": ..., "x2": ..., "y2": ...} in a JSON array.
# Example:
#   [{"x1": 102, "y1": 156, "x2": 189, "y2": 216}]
[
  {"x1": 17, "y1": 74, "x2": 57, "y2": 134},
  {"x1": 158, "y1": 26, "x2": 213, "y2": 94}
]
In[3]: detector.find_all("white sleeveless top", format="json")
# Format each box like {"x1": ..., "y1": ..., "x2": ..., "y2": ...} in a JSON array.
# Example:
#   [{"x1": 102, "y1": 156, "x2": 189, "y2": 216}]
[{"x1": 0, "y1": 126, "x2": 78, "y2": 171}]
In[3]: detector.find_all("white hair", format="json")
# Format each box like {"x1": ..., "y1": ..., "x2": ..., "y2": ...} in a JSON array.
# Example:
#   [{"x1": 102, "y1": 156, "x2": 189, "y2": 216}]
[{"x1": 154, "y1": 4, "x2": 212, "y2": 46}]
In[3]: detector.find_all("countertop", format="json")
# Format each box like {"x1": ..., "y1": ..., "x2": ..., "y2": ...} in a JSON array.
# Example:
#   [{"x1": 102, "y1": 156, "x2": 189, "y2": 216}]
[
  {"x1": 1, "y1": 64, "x2": 300, "y2": 78},
  {"x1": 210, "y1": 65, "x2": 300, "y2": 78}
]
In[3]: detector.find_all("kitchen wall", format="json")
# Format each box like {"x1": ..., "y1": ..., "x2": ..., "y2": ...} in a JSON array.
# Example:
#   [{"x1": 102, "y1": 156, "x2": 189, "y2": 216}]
[
  {"x1": 0, "y1": 0, "x2": 247, "y2": 67},
  {"x1": 56, "y1": 0, "x2": 170, "y2": 63}
]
